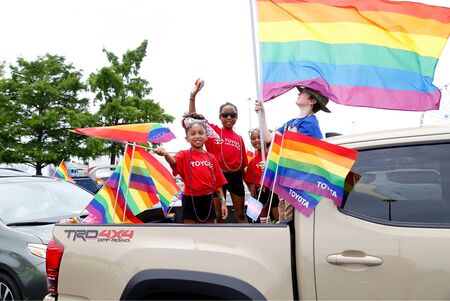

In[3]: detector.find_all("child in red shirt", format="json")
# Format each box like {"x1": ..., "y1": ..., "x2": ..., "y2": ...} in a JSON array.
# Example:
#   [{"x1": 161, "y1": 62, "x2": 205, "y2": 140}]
[
  {"x1": 244, "y1": 129, "x2": 279, "y2": 222},
  {"x1": 189, "y1": 82, "x2": 248, "y2": 223},
  {"x1": 155, "y1": 113, "x2": 228, "y2": 224}
]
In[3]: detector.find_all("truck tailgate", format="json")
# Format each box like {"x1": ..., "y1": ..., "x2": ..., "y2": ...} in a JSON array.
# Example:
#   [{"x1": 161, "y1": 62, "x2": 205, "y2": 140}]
[{"x1": 53, "y1": 223, "x2": 293, "y2": 300}]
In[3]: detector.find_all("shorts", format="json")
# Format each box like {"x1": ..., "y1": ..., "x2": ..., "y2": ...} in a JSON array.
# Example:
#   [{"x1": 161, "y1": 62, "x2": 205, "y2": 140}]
[
  {"x1": 256, "y1": 187, "x2": 280, "y2": 208},
  {"x1": 182, "y1": 194, "x2": 216, "y2": 222},
  {"x1": 222, "y1": 171, "x2": 245, "y2": 197}
]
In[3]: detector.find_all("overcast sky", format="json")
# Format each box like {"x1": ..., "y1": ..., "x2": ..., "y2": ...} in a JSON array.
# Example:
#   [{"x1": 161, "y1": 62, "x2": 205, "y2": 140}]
[{"x1": 2, "y1": 0, "x2": 450, "y2": 154}]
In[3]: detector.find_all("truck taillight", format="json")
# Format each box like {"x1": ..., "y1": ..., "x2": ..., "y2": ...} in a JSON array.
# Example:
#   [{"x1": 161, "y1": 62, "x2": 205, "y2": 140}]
[{"x1": 46, "y1": 239, "x2": 64, "y2": 295}]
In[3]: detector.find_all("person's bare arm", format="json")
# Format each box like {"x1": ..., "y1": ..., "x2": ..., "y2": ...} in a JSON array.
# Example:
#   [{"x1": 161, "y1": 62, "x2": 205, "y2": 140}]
[
  {"x1": 217, "y1": 187, "x2": 228, "y2": 220},
  {"x1": 154, "y1": 147, "x2": 176, "y2": 167},
  {"x1": 189, "y1": 84, "x2": 202, "y2": 113}
]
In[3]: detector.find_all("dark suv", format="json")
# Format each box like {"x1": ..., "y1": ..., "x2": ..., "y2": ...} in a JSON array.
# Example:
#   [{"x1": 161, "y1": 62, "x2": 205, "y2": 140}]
[{"x1": 0, "y1": 169, "x2": 93, "y2": 300}]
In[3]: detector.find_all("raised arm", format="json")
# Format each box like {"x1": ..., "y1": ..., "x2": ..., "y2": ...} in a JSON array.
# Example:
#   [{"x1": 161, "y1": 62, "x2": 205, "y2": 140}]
[{"x1": 189, "y1": 81, "x2": 203, "y2": 113}]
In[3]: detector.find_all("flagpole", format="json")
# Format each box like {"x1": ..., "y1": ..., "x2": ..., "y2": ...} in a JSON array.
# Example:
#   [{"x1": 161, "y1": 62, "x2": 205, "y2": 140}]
[
  {"x1": 113, "y1": 142, "x2": 128, "y2": 223},
  {"x1": 259, "y1": 133, "x2": 285, "y2": 223},
  {"x1": 122, "y1": 143, "x2": 137, "y2": 223},
  {"x1": 249, "y1": 0, "x2": 266, "y2": 163}
]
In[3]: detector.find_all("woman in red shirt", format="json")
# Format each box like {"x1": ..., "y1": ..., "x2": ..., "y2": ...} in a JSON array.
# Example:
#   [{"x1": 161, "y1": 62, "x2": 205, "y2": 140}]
[
  {"x1": 244, "y1": 129, "x2": 279, "y2": 222},
  {"x1": 189, "y1": 82, "x2": 248, "y2": 223},
  {"x1": 155, "y1": 113, "x2": 228, "y2": 224}
]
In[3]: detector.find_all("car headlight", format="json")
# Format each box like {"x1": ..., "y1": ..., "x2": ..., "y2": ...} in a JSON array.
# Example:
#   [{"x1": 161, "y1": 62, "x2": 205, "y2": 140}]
[{"x1": 27, "y1": 243, "x2": 47, "y2": 259}]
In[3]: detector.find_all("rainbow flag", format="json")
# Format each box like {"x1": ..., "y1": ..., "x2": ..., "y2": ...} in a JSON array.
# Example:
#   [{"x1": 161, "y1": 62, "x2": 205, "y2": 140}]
[
  {"x1": 53, "y1": 161, "x2": 75, "y2": 183},
  {"x1": 263, "y1": 132, "x2": 357, "y2": 216},
  {"x1": 277, "y1": 131, "x2": 358, "y2": 206},
  {"x1": 85, "y1": 165, "x2": 142, "y2": 224},
  {"x1": 123, "y1": 145, "x2": 180, "y2": 214},
  {"x1": 132, "y1": 146, "x2": 180, "y2": 212},
  {"x1": 72, "y1": 123, "x2": 176, "y2": 144},
  {"x1": 262, "y1": 133, "x2": 321, "y2": 216},
  {"x1": 257, "y1": 0, "x2": 450, "y2": 111},
  {"x1": 95, "y1": 178, "x2": 104, "y2": 187}
]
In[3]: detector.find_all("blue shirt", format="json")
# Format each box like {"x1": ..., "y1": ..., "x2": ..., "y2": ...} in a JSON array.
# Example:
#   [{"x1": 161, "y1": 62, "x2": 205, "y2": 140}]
[{"x1": 277, "y1": 115, "x2": 323, "y2": 139}]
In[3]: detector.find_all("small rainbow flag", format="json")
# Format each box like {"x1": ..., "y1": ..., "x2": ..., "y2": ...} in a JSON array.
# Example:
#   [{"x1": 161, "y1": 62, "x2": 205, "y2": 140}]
[
  {"x1": 85, "y1": 165, "x2": 142, "y2": 224},
  {"x1": 85, "y1": 145, "x2": 180, "y2": 223},
  {"x1": 131, "y1": 146, "x2": 180, "y2": 212},
  {"x1": 72, "y1": 123, "x2": 176, "y2": 144},
  {"x1": 95, "y1": 178, "x2": 104, "y2": 187},
  {"x1": 263, "y1": 132, "x2": 358, "y2": 216},
  {"x1": 276, "y1": 131, "x2": 358, "y2": 206},
  {"x1": 263, "y1": 133, "x2": 321, "y2": 216},
  {"x1": 122, "y1": 145, "x2": 180, "y2": 214},
  {"x1": 257, "y1": 0, "x2": 450, "y2": 111},
  {"x1": 53, "y1": 161, "x2": 75, "y2": 183}
]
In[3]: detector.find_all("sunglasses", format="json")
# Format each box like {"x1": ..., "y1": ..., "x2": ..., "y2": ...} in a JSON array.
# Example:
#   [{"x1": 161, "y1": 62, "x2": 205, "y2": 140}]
[{"x1": 220, "y1": 112, "x2": 238, "y2": 119}]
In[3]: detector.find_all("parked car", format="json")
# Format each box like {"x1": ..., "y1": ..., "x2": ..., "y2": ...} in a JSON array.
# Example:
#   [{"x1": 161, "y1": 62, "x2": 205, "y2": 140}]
[{"x1": 0, "y1": 169, "x2": 93, "y2": 300}]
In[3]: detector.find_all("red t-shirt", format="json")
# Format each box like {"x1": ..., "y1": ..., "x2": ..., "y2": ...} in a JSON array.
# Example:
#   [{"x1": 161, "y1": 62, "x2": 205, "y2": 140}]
[
  {"x1": 205, "y1": 123, "x2": 248, "y2": 172},
  {"x1": 244, "y1": 151, "x2": 267, "y2": 187},
  {"x1": 172, "y1": 149, "x2": 227, "y2": 196}
]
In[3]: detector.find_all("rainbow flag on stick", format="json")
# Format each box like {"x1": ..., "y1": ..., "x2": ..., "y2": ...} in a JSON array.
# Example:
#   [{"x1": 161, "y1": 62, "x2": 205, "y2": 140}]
[
  {"x1": 53, "y1": 161, "x2": 75, "y2": 183},
  {"x1": 131, "y1": 146, "x2": 180, "y2": 212},
  {"x1": 86, "y1": 165, "x2": 142, "y2": 224},
  {"x1": 257, "y1": 0, "x2": 450, "y2": 111},
  {"x1": 263, "y1": 133, "x2": 322, "y2": 216},
  {"x1": 277, "y1": 131, "x2": 358, "y2": 206},
  {"x1": 123, "y1": 145, "x2": 180, "y2": 214},
  {"x1": 72, "y1": 123, "x2": 176, "y2": 144},
  {"x1": 263, "y1": 132, "x2": 358, "y2": 216},
  {"x1": 85, "y1": 144, "x2": 180, "y2": 223}
]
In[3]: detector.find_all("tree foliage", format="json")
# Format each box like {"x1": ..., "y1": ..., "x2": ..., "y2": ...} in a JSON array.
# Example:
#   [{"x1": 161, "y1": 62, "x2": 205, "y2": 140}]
[
  {"x1": 0, "y1": 54, "x2": 103, "y2": 174},
  {"x1": 89, "y1": 40, "x2": 174, "y2": 163}
]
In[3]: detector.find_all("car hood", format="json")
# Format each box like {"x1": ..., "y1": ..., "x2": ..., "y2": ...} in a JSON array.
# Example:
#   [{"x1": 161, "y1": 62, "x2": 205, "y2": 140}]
[{"x1": 12, "y1": 224, "x2": 54, "y2": 244}]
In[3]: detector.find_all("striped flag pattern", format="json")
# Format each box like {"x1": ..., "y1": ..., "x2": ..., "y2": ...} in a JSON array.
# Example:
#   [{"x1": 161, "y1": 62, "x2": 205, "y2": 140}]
[
  {"x1": 257, "y1": 0, "x2": 450, "y2": 111},
  {"x1": 73, "y1": 123, "x2": 176, "y2": 144},
  {"x1": 53, "y1": 161, "x2": 75, "y2": 183},
  {"x1": 263, "y1": 132, "x2": 358, "y2": 216},
  {"x1": 246, "y1": 195, "x2": 264, "y2": 221}
]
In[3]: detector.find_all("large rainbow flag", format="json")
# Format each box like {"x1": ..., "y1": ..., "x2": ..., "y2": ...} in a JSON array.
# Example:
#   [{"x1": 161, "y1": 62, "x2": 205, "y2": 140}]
[
  {"x1": 53, "y1": 161, "x2": 75, "y2": 183},
  {"x1": 263, "y1": 132, "x2": 357, "y2": 216},
  {"x1": 72, "y1": 123, "x2": 176, "y2": 144},
  {"x1": 257, "y1": 0, "x2": 450, "y2": 111}
]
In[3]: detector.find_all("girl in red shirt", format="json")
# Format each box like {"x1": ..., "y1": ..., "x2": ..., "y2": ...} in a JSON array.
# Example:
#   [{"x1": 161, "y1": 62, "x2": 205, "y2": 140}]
[
  {"x1": 155, "y1": 113, "x2": 228, "y2": 224},
  {"x1": 244, "y1": 129, "x2": 280, "y2": 222},
  {"x1": 189, "y1": 82, "x2": 248, "y2": 223}
]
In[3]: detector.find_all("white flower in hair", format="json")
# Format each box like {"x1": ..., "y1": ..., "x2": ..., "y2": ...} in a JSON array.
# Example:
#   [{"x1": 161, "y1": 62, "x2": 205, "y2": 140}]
[{"x1": 183, "y1": 117, "x2": 220, "y2": 139}]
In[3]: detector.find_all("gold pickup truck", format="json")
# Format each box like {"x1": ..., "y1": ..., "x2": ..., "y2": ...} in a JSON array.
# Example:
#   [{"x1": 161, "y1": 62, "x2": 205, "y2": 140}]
[{"x1": 45, "y1": 125, "x2": 450, "y2": 300}]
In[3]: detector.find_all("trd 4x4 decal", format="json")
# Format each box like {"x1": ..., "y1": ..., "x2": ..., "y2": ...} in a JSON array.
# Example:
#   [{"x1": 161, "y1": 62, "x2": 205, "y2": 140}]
[{"x1": 64, "y1": 229, "x2": 134, "y2": 242}]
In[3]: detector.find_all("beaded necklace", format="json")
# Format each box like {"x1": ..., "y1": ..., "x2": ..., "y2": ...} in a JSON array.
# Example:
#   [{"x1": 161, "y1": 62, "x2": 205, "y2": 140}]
[
  {"x1": 220, "y1": 128, "x2": 243, "y2": 173},
  {"x1": 188, "y1": 149, "x2": 215, "y2": 223}
]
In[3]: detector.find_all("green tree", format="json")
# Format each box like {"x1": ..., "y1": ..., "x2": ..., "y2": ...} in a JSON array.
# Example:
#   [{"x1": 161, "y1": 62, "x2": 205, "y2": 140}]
[
  {"x1": 0, "y1": 54, "x2": 103, "y2": 175},
  {"x1": 89, "y1": 40, "x2": 174, "y2": 164}
]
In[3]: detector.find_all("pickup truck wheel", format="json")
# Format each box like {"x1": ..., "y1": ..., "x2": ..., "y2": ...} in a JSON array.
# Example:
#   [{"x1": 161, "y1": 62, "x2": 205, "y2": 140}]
[{"x1": 0, "y1": 273, "x2": 22, "y2": 301}]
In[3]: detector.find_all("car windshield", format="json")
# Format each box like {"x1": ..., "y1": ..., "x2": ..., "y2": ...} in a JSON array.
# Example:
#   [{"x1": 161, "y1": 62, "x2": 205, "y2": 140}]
[{"x1": 0, "y1": 178, "x2": 93, "y2": 225}]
